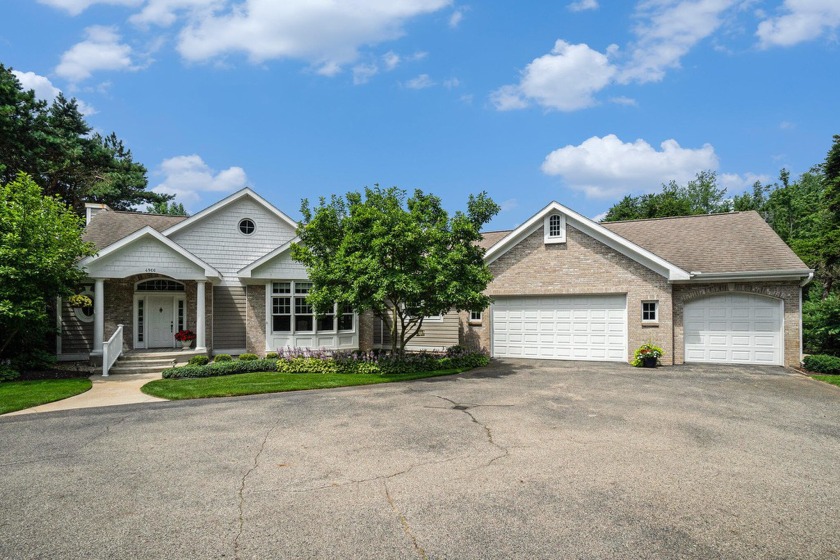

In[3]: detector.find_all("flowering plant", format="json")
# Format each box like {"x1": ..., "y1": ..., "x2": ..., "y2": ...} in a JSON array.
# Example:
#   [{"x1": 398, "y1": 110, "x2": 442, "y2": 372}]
[
  {"x1": 632, "y1": 342, "x2": 663, "y2": 367},
  {"x1": 174, "y1": 329, "x2": 196, "y2": 342}
]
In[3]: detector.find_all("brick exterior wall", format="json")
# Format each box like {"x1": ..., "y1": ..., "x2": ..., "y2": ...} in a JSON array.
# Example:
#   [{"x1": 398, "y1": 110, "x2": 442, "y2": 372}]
[
  {"x1": 245, "y1": 284, "x2": 266, "y2": 355},
  {"x1": 672, "y1": 282, "x2": 801, "y2": 367},
  {"x1": 465, "y1": 224, "x2": 674, "y2": 364}
]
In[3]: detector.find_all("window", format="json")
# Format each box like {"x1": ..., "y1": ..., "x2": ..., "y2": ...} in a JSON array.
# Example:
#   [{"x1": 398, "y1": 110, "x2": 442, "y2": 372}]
[
  {"x1": 136, "y1": 279, "x2": 185, "y2": 292},
  {"x1": 470, "y1": 310, "x2": 483, "y2": 323},
  {"x1": 338, "y1": 304, "x2": 354, "y2": 331},
  {"x1": 137, "y1": 299, "x2": 144, "y2": 342},
  {"x1": 272, "y1": 282, "x2": 291, "y2": 332},
  {"x1": 73, "y1": 285, "x2": 95, "y2": 323},
  {"x1": 239, "y1": 218, "x2": 256, "y2": 235},
  {"x1": 177, "y1": 299, "x2": 185, "y2": 332},
  {"x1": 543, "y1": 213, "x2": 566, "y2": 244},
  {"x1": 642, "y1": 301, "x2": 658, "y2": 323}
]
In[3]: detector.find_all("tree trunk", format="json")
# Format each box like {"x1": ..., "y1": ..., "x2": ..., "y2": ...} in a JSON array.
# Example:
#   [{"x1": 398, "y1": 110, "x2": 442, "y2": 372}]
[{"x1": 391, "y1": 305, "x2": 399, "y2": 355}]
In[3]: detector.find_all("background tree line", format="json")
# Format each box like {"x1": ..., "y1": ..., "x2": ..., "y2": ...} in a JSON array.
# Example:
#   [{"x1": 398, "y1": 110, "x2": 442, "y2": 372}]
[{"x1": 602, "y1": 136, "x2": 840, "y2": 356}]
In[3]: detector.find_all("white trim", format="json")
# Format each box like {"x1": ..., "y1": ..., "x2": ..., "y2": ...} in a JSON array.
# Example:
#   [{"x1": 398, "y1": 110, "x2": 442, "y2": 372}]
[
  {"x1": 78, "y1": 226, "x2": 222, "y2": 280},
  {"x1": 679, "y1": 269, "x2": 814, "y2": 283},
  {"x1": 161, "y1": 188, "x2": 297, "y2": 237},
  {"x1": 544, "y1": 213, "x2": 566, "y2": 244},
  {"x1": 484, "y1": 201, "x2": 691, "y2": 281},
  {"x1": 641, "y1": 300, "x2": 659, "y2": 325},
  {"x1": 238, "y1": 238, "x2": 297, "y2": 278},
  {"x1": 136, "y1": 292, "x2": 186, "y2": 349}
]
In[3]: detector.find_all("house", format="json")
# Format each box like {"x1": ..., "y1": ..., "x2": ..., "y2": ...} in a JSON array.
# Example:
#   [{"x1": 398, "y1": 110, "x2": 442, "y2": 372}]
[{"x1": 59, "y1": 189, "x2": 811, "y2": 369}]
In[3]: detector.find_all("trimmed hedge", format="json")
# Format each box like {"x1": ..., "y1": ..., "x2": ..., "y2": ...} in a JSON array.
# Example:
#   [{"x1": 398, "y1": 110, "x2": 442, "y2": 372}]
[
  {"x1": 238, "y1": 353, "x2": 259, "y2": 361},
  {"x1": 163, "y1": 358, "x2": 278, "y2": 379},
  {"x1": 188, "y1": 355, "x2": 209, "y2": 366},
  {"x1": 214, "y1": 354, "x2": 233, "y2": 362},
  {"x1": 803, "y1": 354, "x2": 840, "y2": 375}
]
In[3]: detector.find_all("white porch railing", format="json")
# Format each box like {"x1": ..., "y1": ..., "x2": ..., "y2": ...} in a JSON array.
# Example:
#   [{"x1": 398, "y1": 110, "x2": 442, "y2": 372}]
[{"x1": 102, "y1": 324, "x2": 124, "y2": 377}]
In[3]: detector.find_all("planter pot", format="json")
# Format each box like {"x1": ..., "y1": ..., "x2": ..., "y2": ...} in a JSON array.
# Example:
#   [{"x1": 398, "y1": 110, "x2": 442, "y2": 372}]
[
  {"x1": 642, "y1": 356, "x2": 658, "y2": 368},
  {"x1": 180, "y1": 340, "x2": 193, "y2": 350}
]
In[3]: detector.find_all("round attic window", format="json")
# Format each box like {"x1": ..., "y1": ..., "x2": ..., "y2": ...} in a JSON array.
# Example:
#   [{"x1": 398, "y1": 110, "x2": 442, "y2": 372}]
[{"x1": 238, "y1": 218, "x2": 256, "y2": 235}]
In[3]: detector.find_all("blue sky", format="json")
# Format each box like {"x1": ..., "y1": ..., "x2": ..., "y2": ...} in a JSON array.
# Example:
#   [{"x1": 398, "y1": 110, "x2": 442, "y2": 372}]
[{"x1": 2, "y1": 0, "x2": 838, "y2": 229}]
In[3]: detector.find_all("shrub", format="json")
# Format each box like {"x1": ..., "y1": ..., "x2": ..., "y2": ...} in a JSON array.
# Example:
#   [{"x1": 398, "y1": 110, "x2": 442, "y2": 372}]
[
  {"x1": 238, "y1": 353, "x2": 259, "y2": 361},
  {"x1": 214, "y1": 354, "x2": 232, "y2": 362},
  {"x1": 803, "y1": 291, "x2": 840, "y2": 356},
  {"x1": 163, "y1": 358, "x2": 278, "y2": 379},
  {"x1": 632, "y1": 343, "x2": 663, "y2": 367},
  {"x1": 265, "y1": 352, "x2": 278, "y2": 359},
  {"x1": 188, "y1": 355, "x2": 209, "y2": 366},
  {"x1": 277, "y1": 357, "x2": 338, "y2": 374},
  {"x1": 0, "y1": 363, "x2": 20, "y2": 382},
  {"x1": 803, "y1": 354, "x2": 840, "y2": 375}
]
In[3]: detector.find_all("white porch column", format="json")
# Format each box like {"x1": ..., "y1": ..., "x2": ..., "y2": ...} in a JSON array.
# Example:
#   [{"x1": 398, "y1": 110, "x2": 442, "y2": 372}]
[
  {"x1": 92, "y1": 278, "x2": 105, "y2": 356},
  {"x1": 196, "y1": 280, "x2": 207, "y2": 352}
]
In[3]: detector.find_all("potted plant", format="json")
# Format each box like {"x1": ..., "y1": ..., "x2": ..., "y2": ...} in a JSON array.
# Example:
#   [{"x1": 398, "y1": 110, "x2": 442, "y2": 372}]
[
  {"x1": 632, "y1": 342, "x2": 663, "y2": 368},
  {"x1": 174, "y1": 329, "x2": 196, "y2": 349}
]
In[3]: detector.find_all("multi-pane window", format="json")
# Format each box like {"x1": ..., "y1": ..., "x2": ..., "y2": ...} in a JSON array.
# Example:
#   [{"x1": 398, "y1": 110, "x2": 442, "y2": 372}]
[
  {"x1": 136, "y1": 279, "x2": 185, "y2": 291},
  {"x1": 177, "y1": 300, "x2": 185, "y2": 332},
  {"x1": 549, "y1": 215, "x2": 563, "y2": 237},
  {"x1": 470, "y1": 310, "x2": 483, "y2": 323},
  {"x1": 642, "y1": 301, "x2": 658, "y2": 323},
  {"x1": 338, "y1": 304, "x2": 354, "y2": 331},
  {"x1": 137, "y1": 300, "x2": 144, "y2": 342},
  {"x1": 271, "y1": 281, "x2": 355, "y2": 334},
  {"x1": 239, "y1": 218, "x2": 255, "y2": 235}
]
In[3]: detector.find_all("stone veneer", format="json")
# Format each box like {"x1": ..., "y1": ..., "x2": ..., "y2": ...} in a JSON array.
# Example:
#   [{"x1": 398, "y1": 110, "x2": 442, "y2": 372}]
[
  {"x1": 672, "y1": 282, "x2": 801, "y2": 367},
  {"x1": 245, "y1": 284, "x2": 266, "y2": 355},
  {"x1": 463, "y1": 224, "x2": 674, "y2": 364}
]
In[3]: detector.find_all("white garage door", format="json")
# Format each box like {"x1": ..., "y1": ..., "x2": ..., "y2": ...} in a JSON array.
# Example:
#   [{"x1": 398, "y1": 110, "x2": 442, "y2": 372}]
[
  {"x1": 684, "y1": 293, "x2": 783, "y2": 365},
  {"x1": 492, "y1": 295, "x2": 627, "y2": 361}
]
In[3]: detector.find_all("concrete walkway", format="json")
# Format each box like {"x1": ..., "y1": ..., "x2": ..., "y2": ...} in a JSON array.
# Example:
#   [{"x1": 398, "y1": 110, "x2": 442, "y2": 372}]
[{"x1": 6, "y1": 371, "x2": 165, "y2": 416}]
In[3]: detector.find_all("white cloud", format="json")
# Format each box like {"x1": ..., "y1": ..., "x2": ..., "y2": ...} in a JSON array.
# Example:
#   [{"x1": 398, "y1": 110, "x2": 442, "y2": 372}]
[
  {"x1": 151, "y1": 155, "x2": 248, "y2": 204},
  {"x1": 591, "y1": 210, "x2": 608, "y2": 222},
  {"x1": 541, "y1": 134, "x2": 719, "y2": 198},
  {"x1": 619, "y1": 0, "x2": 738, "y2": 84},
  {"x1": 405, "y1": 73, "x2": 435, "y2": 89},
  {"x1": 756, "y1": 0, "x2": 840, "y2": 47},
  {"x1": 11, "y1": 70, "x2": 96, "y2": 115},
  {"x1": 779, "y1": 120, "x2": 795, "y2": 130},
  {"x1": 449, "y1": 8, "x2": 465, "y2": 27},
  {"x1": 129, "y1": 0, "x2": 225, "y2": 27},
  {"x1": 719, "y1": 172, "x2": 771, "y2": 191},
  {"x1": 175, "y1": 0, "x2": 450, "y2": 73},
  {"x1": 353, "y1": 63, "x2": 379, "y2": 85},
  {"x1": 56, "y1": 26, "x2": 136, "y2": 82},
  {"x1": 490, "y1": 40, "x2": 617, "y2": 111},
  {"x1": 442, "y1": 77, "x2": 460, "y2": 89},
  {"x1": 37, "y1": 0, "x2": 140, "y2": 16},
  {"x1": 382, "y1": 51, "x2": 401, "y2": 70},
  {"x1": 567, "y1": 0, "x2": 599, "y2": 12},
  {"x1": 609, "y1": 95, "x2": 637, "y2": 106}
]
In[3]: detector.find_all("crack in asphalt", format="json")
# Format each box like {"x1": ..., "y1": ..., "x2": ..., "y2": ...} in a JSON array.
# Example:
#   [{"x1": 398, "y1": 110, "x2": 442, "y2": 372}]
[
  {"x1": 433, "y1": 395, "x2": 510, "y2": 466},
  {"x1": 384, "y1": 480, "x2": 428, "y2": 560},
  {"x1": 234, "y1": 422, "x2": 279, "y2": 560}
]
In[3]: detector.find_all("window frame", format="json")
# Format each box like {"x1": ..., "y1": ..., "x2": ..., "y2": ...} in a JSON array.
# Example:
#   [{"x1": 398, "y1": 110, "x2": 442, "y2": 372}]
[
  {"x1": 641, "y1": 300, "x2": 659, "y2": 324},
  {"x1": 270, "y1": 281, "x2": 356, "y2": 335},
  {"x1": 469, "y1": 310, "x2": 483, "y2": 324},
  {"x1": 543, "y1": 213, "x2": 566, "y2": 244},
  {"x1": 238, "y1": 218, "x2": 256, "y2": 236},
  {"x1": 73, "y1": 285, "x2": 95, "y2": 323}
]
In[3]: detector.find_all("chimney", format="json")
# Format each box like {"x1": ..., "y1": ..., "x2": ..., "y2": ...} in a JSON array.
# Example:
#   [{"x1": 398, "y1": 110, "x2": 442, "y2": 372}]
[{"x1": 84, "y1": 203, "x2": 111, "y2": 226}]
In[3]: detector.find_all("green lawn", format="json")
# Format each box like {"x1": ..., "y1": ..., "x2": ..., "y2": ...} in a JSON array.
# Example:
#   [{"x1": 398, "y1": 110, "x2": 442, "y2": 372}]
[
  {"x1": 0, "y1": 378, "x2": 92, "y2": 415},
  {"x1": 812, "y1": 375, "x2": 840, "y2": 388},
  {"x1": 141, "y1": 368, "x2": 467, "y2": 400}
]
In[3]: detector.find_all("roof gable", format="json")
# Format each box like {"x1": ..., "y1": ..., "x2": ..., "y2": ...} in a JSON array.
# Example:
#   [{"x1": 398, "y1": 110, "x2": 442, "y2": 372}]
[
  {"x1": 78, "y1": 226, "x2": 221, "y2": 280},
  {"x1": 484, "y1": 201, "x2": 691, "y2": 281},
  {"x1": 161, "y1": 188, "x2": 297, "y2": 236}
]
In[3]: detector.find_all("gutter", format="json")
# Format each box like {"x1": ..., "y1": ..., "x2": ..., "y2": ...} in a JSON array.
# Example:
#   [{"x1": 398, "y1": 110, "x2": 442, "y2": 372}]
[
  {"x1": 800, "y1": 272, "x2": 814, "y2": 287},
  {"x1": 673, "y1": 269, "x2": 814, "y2": 283}
]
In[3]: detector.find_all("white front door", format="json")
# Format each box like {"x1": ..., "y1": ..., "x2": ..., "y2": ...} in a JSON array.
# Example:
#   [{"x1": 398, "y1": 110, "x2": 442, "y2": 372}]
[
  {"x1": 147, "y1": 295, "x2": 175, "y2": 348},
  {"x1": 492, "y1": 295, "x2": 627, "y2": 361}
]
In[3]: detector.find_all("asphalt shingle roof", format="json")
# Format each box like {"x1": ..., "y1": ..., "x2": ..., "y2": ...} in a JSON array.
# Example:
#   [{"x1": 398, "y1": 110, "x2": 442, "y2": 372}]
[
  {"x1": 600, "y1": 211, "x2": 807, "y2": 273},
  {"x1": 83, "y1": 210, "x2": 187, "y2": 250}
]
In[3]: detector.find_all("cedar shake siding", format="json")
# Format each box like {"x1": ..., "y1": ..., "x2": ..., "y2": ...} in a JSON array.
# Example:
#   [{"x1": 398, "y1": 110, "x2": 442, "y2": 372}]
[{"x1": 373, "y1": 310, "x2": 460, "y2": 350}]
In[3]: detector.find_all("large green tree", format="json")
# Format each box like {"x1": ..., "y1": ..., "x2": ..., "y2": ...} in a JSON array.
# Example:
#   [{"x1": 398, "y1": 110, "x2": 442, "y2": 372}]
[
  {"x1": 0, "y1": 64, "x2": 170, "y2": 214},
  {"x1": 292, "y1": 186, "x2": 500, "y2": 353},
  {"x1": 602, "y1": 171, "x2": 730, "y2": 222},
  {"x1": 0, "y1": 173, "x2": 96, "y2": 362}
]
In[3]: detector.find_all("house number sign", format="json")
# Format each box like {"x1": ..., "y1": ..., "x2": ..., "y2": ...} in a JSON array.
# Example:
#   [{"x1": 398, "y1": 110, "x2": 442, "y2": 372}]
[{"x1": 145, "y1": 268, "x2": 156, "y2": 273}]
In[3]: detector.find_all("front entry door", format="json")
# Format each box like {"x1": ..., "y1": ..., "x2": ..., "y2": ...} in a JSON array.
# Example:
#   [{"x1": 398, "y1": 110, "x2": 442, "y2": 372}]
[{"x1": 147, "y1": 295, "x2": 175, "y2": 348}]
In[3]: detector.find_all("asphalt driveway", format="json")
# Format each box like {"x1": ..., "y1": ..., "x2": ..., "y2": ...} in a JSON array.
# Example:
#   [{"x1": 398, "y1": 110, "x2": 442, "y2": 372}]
[{"x1": 1, "y1": 360, "x2": 839, "y2": 559}]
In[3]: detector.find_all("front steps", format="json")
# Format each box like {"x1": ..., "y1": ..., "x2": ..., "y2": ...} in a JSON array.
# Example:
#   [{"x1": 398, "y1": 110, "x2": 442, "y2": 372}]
[{"x1": 108, "y1": 349, "x2": 205, "y2": 375}]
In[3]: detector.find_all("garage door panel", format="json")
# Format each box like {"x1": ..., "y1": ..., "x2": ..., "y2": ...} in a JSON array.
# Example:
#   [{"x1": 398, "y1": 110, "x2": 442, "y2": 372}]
[
  {"x1": 684, "y1": 294, "x2": 782, "y2": 365},
  {"x1": 493, "y1": 295, "x2": 626, "y2": 362}
]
